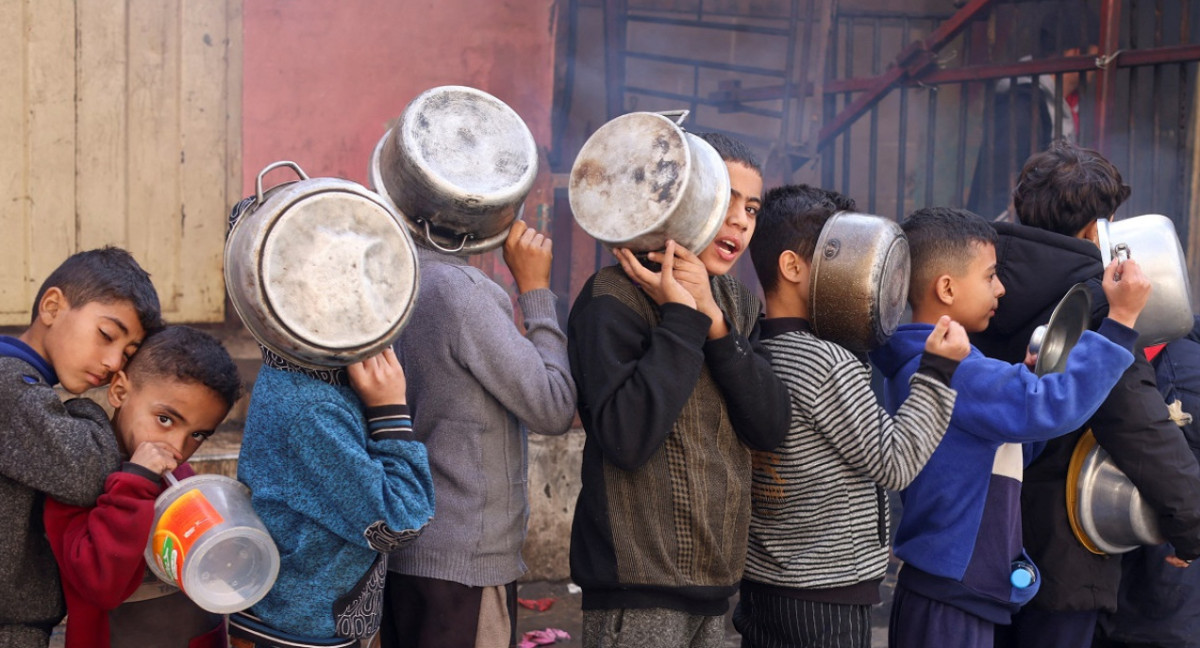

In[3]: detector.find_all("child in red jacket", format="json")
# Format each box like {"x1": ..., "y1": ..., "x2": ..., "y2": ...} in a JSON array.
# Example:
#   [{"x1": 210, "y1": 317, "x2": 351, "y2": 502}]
[{"x1": 44, "y1": 326, "x2": 243, "y2": 648}]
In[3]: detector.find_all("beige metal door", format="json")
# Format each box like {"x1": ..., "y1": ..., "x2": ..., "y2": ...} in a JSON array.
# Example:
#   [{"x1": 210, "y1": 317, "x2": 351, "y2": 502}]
[{"x1": 0, "y1": 0, "x2": 241, "y2": 325}]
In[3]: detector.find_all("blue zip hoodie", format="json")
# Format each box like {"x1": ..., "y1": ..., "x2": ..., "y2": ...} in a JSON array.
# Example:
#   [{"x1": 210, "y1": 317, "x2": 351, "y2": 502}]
[{"x1": 869, "y1": 318, "x2": 1137, "y2": 623}]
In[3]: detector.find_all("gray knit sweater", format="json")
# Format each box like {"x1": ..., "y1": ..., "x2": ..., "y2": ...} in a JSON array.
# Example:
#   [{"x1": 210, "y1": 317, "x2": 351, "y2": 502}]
[
  {"x1": 0, "y1": 341, "x2": 119, "y2": 643},
  {"x1": 389, "y1": 248, "x2": 577, "y2": 586}
]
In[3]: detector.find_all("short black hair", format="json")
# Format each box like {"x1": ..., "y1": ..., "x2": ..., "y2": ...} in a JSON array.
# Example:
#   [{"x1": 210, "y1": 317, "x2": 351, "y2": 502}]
[
  {"x1": 1036, "y1": 0, "x2": 1098, "y2": 59},
  {"x1": 902, "y1": 207, "x2": 997, "y2": 304},
  {"x1": 1012, "y1": 139, "x2": 1131, "y2": 237},
  {"x1": 694, "y1": 132, "x2": 762, "y2": 175},
  {"x1": 31, "y1": 247, "x2": 163, "y2": 334},
  {"x1": 126, "y1": 325, "x2": 244, "y2": 410},
  {"x1": 750, "y1": 185, "x2": 857, "y2": 295}
]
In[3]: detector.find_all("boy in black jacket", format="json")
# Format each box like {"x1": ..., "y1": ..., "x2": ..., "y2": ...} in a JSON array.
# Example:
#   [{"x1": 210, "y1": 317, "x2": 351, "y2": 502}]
[
  {"x1": 970, "y1": 139, "x2": 1200, "y2": 648},
  {"x1": 568, "y1": 133, "x2": 789, "y2": 648}
]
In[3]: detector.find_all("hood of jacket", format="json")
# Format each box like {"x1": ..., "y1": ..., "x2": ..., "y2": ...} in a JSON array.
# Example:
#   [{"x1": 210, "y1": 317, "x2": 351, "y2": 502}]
[
  {"x1": 971, "y1": 221, "x2": 1107, "y2": 363},
  {"x1": 871, "y1": 323, "x2": 933, "y2": 383}
]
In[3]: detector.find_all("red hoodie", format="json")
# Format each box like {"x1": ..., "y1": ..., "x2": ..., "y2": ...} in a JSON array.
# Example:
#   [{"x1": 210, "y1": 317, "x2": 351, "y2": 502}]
[{"x1": 44, "y1": 463, "x2": 224, "y2": 648}]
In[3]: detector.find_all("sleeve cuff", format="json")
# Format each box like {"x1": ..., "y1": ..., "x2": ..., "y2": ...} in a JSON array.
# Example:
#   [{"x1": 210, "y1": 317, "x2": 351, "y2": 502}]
[
  {"x1": 517, "y1": 288, "x2": 559, "y2": 321},
  {"x1": 916, "y1": 352, "x2": 960, "y2": 386},
  {"x1": 121, "y1": 462, "x2": 162, "y2": 484},
  {"x1": 364, "y1": 404, "x2": 418, "y2": 441},
  {"x1": 1097, "y1": 318, "x2": 1139, "y2": 351}
]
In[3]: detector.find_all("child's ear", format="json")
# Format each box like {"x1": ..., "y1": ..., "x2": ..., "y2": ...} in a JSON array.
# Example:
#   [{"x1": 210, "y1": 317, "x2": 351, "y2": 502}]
[
  {"x1": 934, "y1": 274, "x2": 956, "y2": 306},
  {"x1": 37, "y1": 287, "x2": 66, "y2": 326},
  {"x1": 107, "y1": 370, "x2": 131, "y2": 409},
  {"x1": 778, "y1": 250, "x2": 810, "y2": 286}
]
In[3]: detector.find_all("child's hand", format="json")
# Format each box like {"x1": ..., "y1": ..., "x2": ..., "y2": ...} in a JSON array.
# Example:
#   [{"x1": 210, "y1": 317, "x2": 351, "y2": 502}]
[
  {"x1": 1166, "y1": 554, "x2": 1192, "y2": 569},
  {"x1": 647, "y1": 244, "x2": 728, "y2": 339},
  {"x1": 348, "y1": 347, "x2": 408, "y2": 408},
  {"x1": 130, "y1": 441, "x2": 181, "y2": 477},
  {"x1": 616, "y1": 241, "x2": 697, "y2": 309},
  {"x1": 924, "y1": 315, "x2": 970, "y2": 361},
  {"x1": 1102, "y1": 257, "x2": 1151, "y2": 329},
  {"x1": 502, "y1": 220, "x2": 553, "y2": 294}
]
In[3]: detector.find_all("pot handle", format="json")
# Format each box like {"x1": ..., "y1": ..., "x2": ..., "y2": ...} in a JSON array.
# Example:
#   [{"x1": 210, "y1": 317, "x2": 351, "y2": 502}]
[
  {"x1": 419, "y1": 220, "x2": 473, "y2": 254},
  {"x1": 256, "y1": 161, "x2": 311, "y2": 204},
  {"x1": 656, "y1": 109, "x2": 690, "y2": 126}
]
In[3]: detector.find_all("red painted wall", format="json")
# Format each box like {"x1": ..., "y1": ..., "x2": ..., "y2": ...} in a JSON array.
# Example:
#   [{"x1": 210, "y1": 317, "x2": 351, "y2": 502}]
[{"x1": 241, "y1": 0, "x2": 557, "y2": 207}]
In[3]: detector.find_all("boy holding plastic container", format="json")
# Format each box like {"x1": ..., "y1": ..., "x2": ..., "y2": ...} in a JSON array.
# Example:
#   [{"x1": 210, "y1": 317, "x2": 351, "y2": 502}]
[
  {"x1": 868, "y1": 207, "x2": 1149, "y2": 648},
  {"x1": 0, "y1": 247, "x2": 161, "y2": 648},
  {"x1": 733, "y1": 187, "x2": 968, "y2": 648},
  {"x1": 44, "y1": 326, "x2": 242, "y2": 648}
]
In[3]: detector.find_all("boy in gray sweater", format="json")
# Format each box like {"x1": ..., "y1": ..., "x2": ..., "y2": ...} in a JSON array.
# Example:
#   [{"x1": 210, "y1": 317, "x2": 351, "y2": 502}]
[
  {"x1": 380, "y1": 219, "x2": 577, "y2": 648},
  {"x1": 0, "y1": 247, "x2": 161, "y2": 647}
]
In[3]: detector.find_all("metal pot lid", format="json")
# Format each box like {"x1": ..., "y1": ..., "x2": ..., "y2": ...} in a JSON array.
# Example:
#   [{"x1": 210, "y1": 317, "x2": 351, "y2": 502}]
[
  {"x1": 568, "y1": 112, "x2": 729, "y2": 253},
  {"x1": 1031, "y1": 282, "x2": 1092, "y2": 376},
  {"x1": 399, "y1": 85, "x2": 538, "y2": 201},
  {"x1": 259, "y1": 189, "x2": 418, "y2": 352}
]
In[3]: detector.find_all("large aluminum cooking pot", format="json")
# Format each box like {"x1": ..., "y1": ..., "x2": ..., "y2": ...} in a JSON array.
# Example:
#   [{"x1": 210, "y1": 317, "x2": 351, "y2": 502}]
[
  {"x1": 225, "y1": 161, "x2": 420, "y2": 368},
  {"x1": 1097, "y1": 214, "x2": 1193, "y2": 347},
  {"x1": 568, "y1": 111, "x2": 730, "y2": 254},
  {"x1": 1067, "y1": 430, "x2": 1164, "y2": 555},
  {"x1": 808, "y1": 212, "x2": 910, "y2": 352},
  {"x1": 369, "y1": 85, "x2": 538, "y2": 255}
]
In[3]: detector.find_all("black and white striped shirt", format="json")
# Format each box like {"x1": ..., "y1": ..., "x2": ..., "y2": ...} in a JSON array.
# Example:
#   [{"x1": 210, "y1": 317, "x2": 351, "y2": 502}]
[{"x1": 745, "y1": 319, "x2": 956, "y2": 595}]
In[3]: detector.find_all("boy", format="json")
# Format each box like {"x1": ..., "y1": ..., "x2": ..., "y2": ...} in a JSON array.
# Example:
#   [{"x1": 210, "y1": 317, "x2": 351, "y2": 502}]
[
  {"x1": 44, "y1": 326, "x2": 243, "y2": 648},
  {"x1": 1097, "y1": 314, "x2": 1200, "y2": 647},
  {"x1": 228, "y1": 197, "x2": 436, "y2": 646},
  {"x1": 973, "y1": 140, "x2": 1200, "y2": 648},
  {"x1": 568, "y1": 132, "x2": 790, "y2": 648},
  {"x1": 381, "y1": 216, "x2": 577, "y2": 648},
  {"x1": 734, "y1": 186, "x2": 968, "y2": 648},
  {"x1": 868, "y1": 207, "x2": 1149, "y2": 647},
  {"x1": 0, "y1": 247, "x2": 161, "y2": 647}
]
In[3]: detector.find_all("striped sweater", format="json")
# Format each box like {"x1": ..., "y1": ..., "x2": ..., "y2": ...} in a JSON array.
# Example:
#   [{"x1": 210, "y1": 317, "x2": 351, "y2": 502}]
[{"x1": 744, "y1": 319, "x2": 957, "y2": 601}]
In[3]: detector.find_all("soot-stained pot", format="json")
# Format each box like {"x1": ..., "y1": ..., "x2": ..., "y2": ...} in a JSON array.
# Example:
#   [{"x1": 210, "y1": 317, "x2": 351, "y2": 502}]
[
  {"x1": 225, "y1": 161, "x2": 420, "y2": 368},
  {"x1": 568, "y1": 111, "x2": 730, "y2": 254},
  {"x1": 808, "y1": 212, "x2": 910, "y2": 353},
  {"x1": 370, "y1": 85, "x2": 539, "y2": 255},
  {"x1": 1096, "y1": 214, "x2": 1194, "y2": 347}
]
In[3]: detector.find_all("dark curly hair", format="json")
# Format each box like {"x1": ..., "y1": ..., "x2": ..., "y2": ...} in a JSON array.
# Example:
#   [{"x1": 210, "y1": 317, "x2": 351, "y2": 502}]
[
  {"x1": 31, "y1": 246, "x2": 162, "y2": 334},
  {"x1": 1012, "y1": 139, "x2": 1131, "y2": 237},
  {"x1": 126, "y1": 326, "x2": 244, "y2": 409}
]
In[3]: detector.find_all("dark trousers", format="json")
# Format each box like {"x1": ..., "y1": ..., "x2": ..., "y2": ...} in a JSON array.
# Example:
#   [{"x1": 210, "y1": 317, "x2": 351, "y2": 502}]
[
  {"x1": 888, "y1": 584, "x2": 993, "y2": 648},
  {"x1": 994, "y1": 606, "x2": 1098, "y2": 648},
  {"x1": 377, "y1": 573, "x2": 517, "y2": 648},
  {"x1": 732, "y1": 585, "x2": 871, "y2": 648}
]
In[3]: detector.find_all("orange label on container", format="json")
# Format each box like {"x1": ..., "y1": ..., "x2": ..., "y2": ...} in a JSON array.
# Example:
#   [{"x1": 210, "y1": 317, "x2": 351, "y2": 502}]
[{"x1": 151, "y1": 489, "x2": 224, "y2": 591}]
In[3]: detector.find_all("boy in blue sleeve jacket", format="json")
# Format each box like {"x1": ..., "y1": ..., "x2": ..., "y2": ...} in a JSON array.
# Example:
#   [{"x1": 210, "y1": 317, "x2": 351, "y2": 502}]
[{"x1": 869, "y1": 207, "x2": 1149, "y2": 648}]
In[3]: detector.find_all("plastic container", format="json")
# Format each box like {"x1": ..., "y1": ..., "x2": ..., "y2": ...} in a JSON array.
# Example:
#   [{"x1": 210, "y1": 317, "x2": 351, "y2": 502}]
[
  {"x1": 1010, "y1": 560, "x2": 1037, "y2": 589},
  {"x1": 144, "y1": 474, "x2": 280, "y2": 614}
]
